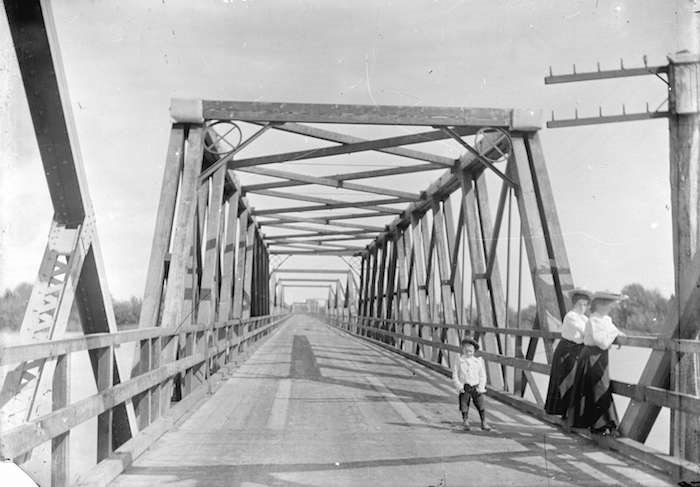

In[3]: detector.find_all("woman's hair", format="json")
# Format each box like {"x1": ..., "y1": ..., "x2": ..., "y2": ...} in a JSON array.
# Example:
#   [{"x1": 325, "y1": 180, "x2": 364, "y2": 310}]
[{"x1": 572, "y1": 293, "x2": 590, "y2": 306}]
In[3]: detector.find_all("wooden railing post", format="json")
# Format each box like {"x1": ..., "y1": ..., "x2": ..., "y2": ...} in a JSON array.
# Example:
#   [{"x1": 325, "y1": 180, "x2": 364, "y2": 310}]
[
  {"x1": 95, "y1": 345, "x2": 113, "y2": 461},
  {"x1": 51, "y1": 353, "x2": 69, "y2": 487},
  {"x1": 150, "y1": 337, "x2": 161, "y2": 422}
]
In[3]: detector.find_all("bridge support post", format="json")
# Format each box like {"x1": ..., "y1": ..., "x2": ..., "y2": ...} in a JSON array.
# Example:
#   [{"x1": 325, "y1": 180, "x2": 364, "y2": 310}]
[
  {"x1": 668, "y1": 52, "x2": 700, "y2": 467},
  {"x1": 51, "y1": 353, "x2": 69, "y2": 487},
  {"x1": 618, "y1": 54, "x2": 700, "y2": 473}
]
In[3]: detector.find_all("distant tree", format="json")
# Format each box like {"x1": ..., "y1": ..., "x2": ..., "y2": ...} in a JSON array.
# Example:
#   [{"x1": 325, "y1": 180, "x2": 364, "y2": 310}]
[
  {"x1": 112, "y1": 296, "x2": 142, "y2": 327},
  {"x1": 611, "y1": 283, "x2": 669, "y2": 334},
  {"x1": 0, "y1": 283, "x2": 32, "y2": 332},
  {"x1": 0, "y1": 282, "x2": 141, "y2": 332}
]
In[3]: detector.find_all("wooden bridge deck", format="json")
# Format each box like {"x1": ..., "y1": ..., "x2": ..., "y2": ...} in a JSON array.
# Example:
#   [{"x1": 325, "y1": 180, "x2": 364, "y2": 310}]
[{"x1": 109, "y1": 316, "x2": 674, "y2": 487}]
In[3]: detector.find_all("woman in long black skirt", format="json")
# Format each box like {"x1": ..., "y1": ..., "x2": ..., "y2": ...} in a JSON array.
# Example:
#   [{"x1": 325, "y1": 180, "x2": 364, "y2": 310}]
[
  {"x1": 566, "y1": 291, "x2": 625, "y2": 435},
  {"x1": 544, "y1": 288, "x2": 591, "y2": 417}
]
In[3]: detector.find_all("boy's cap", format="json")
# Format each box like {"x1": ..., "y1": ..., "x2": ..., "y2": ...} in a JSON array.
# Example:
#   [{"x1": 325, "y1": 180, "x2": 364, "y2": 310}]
[{"x1": 460, "y1": 337, "x2": 480, "y2": 350}]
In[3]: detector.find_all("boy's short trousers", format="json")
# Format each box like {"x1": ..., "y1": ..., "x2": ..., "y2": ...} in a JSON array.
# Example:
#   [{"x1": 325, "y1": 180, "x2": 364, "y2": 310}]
[{"x1": 459, "y1": 384, "x2": 485, "y2": 412}]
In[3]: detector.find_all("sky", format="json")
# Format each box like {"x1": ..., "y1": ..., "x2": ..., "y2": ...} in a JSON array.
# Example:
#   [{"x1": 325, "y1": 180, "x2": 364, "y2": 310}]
[{"x1": 0, "y1": 0, "x2": 697, "y2": 305}]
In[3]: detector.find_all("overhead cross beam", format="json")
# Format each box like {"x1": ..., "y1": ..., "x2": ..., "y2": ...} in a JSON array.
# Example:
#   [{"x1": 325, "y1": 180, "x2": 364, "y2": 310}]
[
  {"x1": 201, "y1": 100, "x2": 512, "y2": 127},
  {"x1": 265, "y1": 229, "x2": 378, "y2": 240},
  {"x1": 272, "y1": 269, "x2": 350, "y2": 274},
  {"x1": 252, "y1": 201, "x2": 406, "y2": 216},
  {"x1": 256, "y1": 122, "x2": 455, "y2": 166},
  {"x1": 236, "y1": 165, "x2": 419, "y2": 200},
  {"x1": 229, "y1": 125, "x2": 478, "y2": 169},
  {"x1": 242, "y1": 163, "x2": 441, "y2": 192},
  {"x1": 270, "y1": 250, "x2": 358, "y2": 256},
  {"x1": 249, "y1": 187, "x2": 412, "y2": 208},
  {"x1": 257, "y1": 214, "x2": 384, "y2": 232},
  {"x1": 279, "y1": 278, "x2": 343, "y2": 282},
  {"x1": 270, "y1": 242, "x2": 365, "y2": 252}
]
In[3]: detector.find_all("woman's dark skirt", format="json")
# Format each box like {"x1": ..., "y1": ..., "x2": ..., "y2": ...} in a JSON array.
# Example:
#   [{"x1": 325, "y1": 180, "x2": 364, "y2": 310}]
[
  {"x1": 565, "y1": 345, "x2": 619, "y2": 431},
  {"x1": 544, "y1": 339, "x2": 583, "y2": 416}
]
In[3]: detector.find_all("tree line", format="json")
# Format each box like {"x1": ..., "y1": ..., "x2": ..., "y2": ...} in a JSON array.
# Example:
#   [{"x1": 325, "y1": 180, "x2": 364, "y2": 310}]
[
  {"x1": 0, "y1": 281, "x2": 670, "y2": 334},
  {"x1": 0, "y1": 282, "x2": 142, "y2": 332}
]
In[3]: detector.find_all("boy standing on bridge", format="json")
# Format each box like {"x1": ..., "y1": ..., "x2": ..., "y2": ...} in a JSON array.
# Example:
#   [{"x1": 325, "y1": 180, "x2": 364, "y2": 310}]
[{"x1": 452, "y1": 337, "x2": 491, "y2": 431}]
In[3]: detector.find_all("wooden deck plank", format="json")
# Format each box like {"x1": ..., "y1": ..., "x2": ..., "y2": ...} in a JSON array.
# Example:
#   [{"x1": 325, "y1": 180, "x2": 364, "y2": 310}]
[{"x1": 110, "y1": 315, "x2": 674, "y2": 487}]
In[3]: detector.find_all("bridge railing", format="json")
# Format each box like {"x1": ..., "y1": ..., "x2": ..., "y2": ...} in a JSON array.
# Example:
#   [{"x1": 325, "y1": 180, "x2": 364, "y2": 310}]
[
  {"x1": 0, "y1": 312, "x2": 290, "y2": 485},
  {"x1": 325, "y1": 313, "x2": 700, "y2": 480}
]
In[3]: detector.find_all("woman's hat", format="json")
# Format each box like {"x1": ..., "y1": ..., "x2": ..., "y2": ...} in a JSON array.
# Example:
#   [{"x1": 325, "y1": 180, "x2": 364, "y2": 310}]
[
  {"x1": 568, "y1": 288, "x2": 592, "y2": 301},
  {"x1": 460, "y1": 337, "x2": 480, "y2": 350},
  {"x1": 591, "y1": 291, "x2": 627, "y2": 303}
]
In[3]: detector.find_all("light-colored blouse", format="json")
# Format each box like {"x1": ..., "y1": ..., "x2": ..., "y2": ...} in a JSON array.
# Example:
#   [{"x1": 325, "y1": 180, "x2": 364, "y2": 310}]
[
  {"x1": 560, "y1": 310, "x2": 587, "y2": 344},
  {"x1": 452, "y1": 355, "x2": 487, "y2": 394},
  {"x1": 583, "y1": 313, "x2": 621, "y2": 350}
]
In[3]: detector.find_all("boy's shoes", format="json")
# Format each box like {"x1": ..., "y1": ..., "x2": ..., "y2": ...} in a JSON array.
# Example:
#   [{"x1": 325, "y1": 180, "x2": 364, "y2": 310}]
[
  {"x1": 462, "y1": 418, "x2": 471, "y2": 431},
  {"x1": 480, "y1": 421, "x2": 492, "y2": 431}
]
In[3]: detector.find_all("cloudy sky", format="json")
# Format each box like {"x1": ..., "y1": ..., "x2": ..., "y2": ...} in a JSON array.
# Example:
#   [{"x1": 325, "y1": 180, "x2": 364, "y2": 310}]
[{"x1": 0, "y1": 0, "x2": 696, "y2": 304}]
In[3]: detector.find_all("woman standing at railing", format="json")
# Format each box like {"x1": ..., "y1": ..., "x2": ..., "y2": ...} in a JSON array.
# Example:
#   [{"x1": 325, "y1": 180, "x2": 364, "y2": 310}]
[
  {"x1": 545, "y1": 288, "x2": 592, "y2": 417},
  {"x1": 566, "y1": 291, "x2": 626, "y2": 436}
]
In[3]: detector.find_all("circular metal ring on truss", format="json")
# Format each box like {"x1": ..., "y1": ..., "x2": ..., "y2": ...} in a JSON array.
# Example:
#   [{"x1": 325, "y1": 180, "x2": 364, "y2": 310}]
[
  {"x1": 474, "y1": 127, "x2": 512, "y2": 164},
  {"x1": 204, "y1": 121, "x2": 243, "y2": 157}
]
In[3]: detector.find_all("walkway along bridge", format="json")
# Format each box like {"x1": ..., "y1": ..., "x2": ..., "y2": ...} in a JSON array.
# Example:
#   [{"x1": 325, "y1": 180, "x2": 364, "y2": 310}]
[{"x1": 1, "y1": 2, "x2": 699, "y2": 486}]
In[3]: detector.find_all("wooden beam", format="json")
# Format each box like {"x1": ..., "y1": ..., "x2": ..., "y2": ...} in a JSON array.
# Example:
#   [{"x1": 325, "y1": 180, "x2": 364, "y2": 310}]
[
  {"x1": 271, "y1": 242, "x2": 364, "y2": 252},
  {"x1": 460, "y1": 173, "x2": 505, "y2": 389},
  {"x1": 473, "y1": 171, "x2": 510, "y2": 388},
  {"x1": 253, "y1": 204, "x2": 403, "y2": 216},
  {"x1": 4, "y1": 0, "x2": 86, "y2": 224},
  {"x1": 248, "y1": 189, "x2": 410, "y2": 215},
  {"x1": 198, "y1": 124, "x2": 272, "y2": 182},
  {"x1": 281, "y1": 284, "x2": 333, "y2": 288},
  {"x1": 272, "y1": 268, "x2": 350, "y2": 274},
  {"x1": 279, "y1": 278, "x2": 339, "y2": 282},
  {"x1": 365, "y1": 132, "x2": 511, "y2": 253},
  {"x1": 410, "y1": 213, "x2": 432, "y2": 359},
  {"x1": 241, "y1": 224, "x2": 256, "y2": 319},
  {"x1": 265, "y1": 230, "x2": 378, "y2": 240},
  {"x1": 243, "y1": 164, "x2": 442, "y2": 192},
  {"x1": 51, "y1": 353, "x2": 69, "y2": 487},
  {"x1": 218, "y1": 191, "x2": 240, "y2": 320},
  {"x1": 509, "y1": 136, "x2": 563, "y2": 358},
  {"x1": 232, "y1": 214, "x2": 250, "y2": 321},
  {"x1": 261, "y1": 211, "x2": 391, "y2": 224},
  {"x1": 431, "y1": 201, "x2": 459, "y2": 368},
  {"x1": 230, "y1": 126, "x2": 478, "y2": 168},
  {"x1": 258, "y1": 214, "x2": 384, "y2": 232},
  {"x1": 236, "y1": 165, "x2": 419, "y2": 200},
  {"x1": 269, "y1": 234, "x2": 375, "y2": 246},
  {"x1": 158, "y1": 125, "x2": 202, "y2": 414},
  {"x1": 270, "y1": 250, "x2": 357, "y2": 256},
  {"x1": 204, "y1": 100, "x2": 511, "y2": 127},
  {"x1": 668, "y1": 53, "x2": 700, "y2": 464},
  {"x1": 526, "y1": 134, "x2": 574, "y2": 314},
  {"x1": 259, "y1": 122, "x2": 456, "y2": 165}
]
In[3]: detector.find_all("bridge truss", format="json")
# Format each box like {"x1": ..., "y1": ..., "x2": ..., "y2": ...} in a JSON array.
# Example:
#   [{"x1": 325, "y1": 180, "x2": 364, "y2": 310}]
[{"x1": 1, "y1": 1, "x2": 699, "y2": 486}]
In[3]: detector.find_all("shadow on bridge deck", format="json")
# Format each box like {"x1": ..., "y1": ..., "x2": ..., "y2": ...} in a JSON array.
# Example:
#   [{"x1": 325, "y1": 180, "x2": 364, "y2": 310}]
[{"x1": 109, "y1": 315, "x2": 673, "y2": 487}]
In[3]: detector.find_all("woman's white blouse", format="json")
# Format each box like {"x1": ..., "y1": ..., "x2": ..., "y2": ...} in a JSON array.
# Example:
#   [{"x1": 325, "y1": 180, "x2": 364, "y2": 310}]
[
  {"x1": 560, "y1": 310, "x2": 587, "y2": 344},
  {"x1": 583, "y1": 314, "x2": 621, "y2": 350}
]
